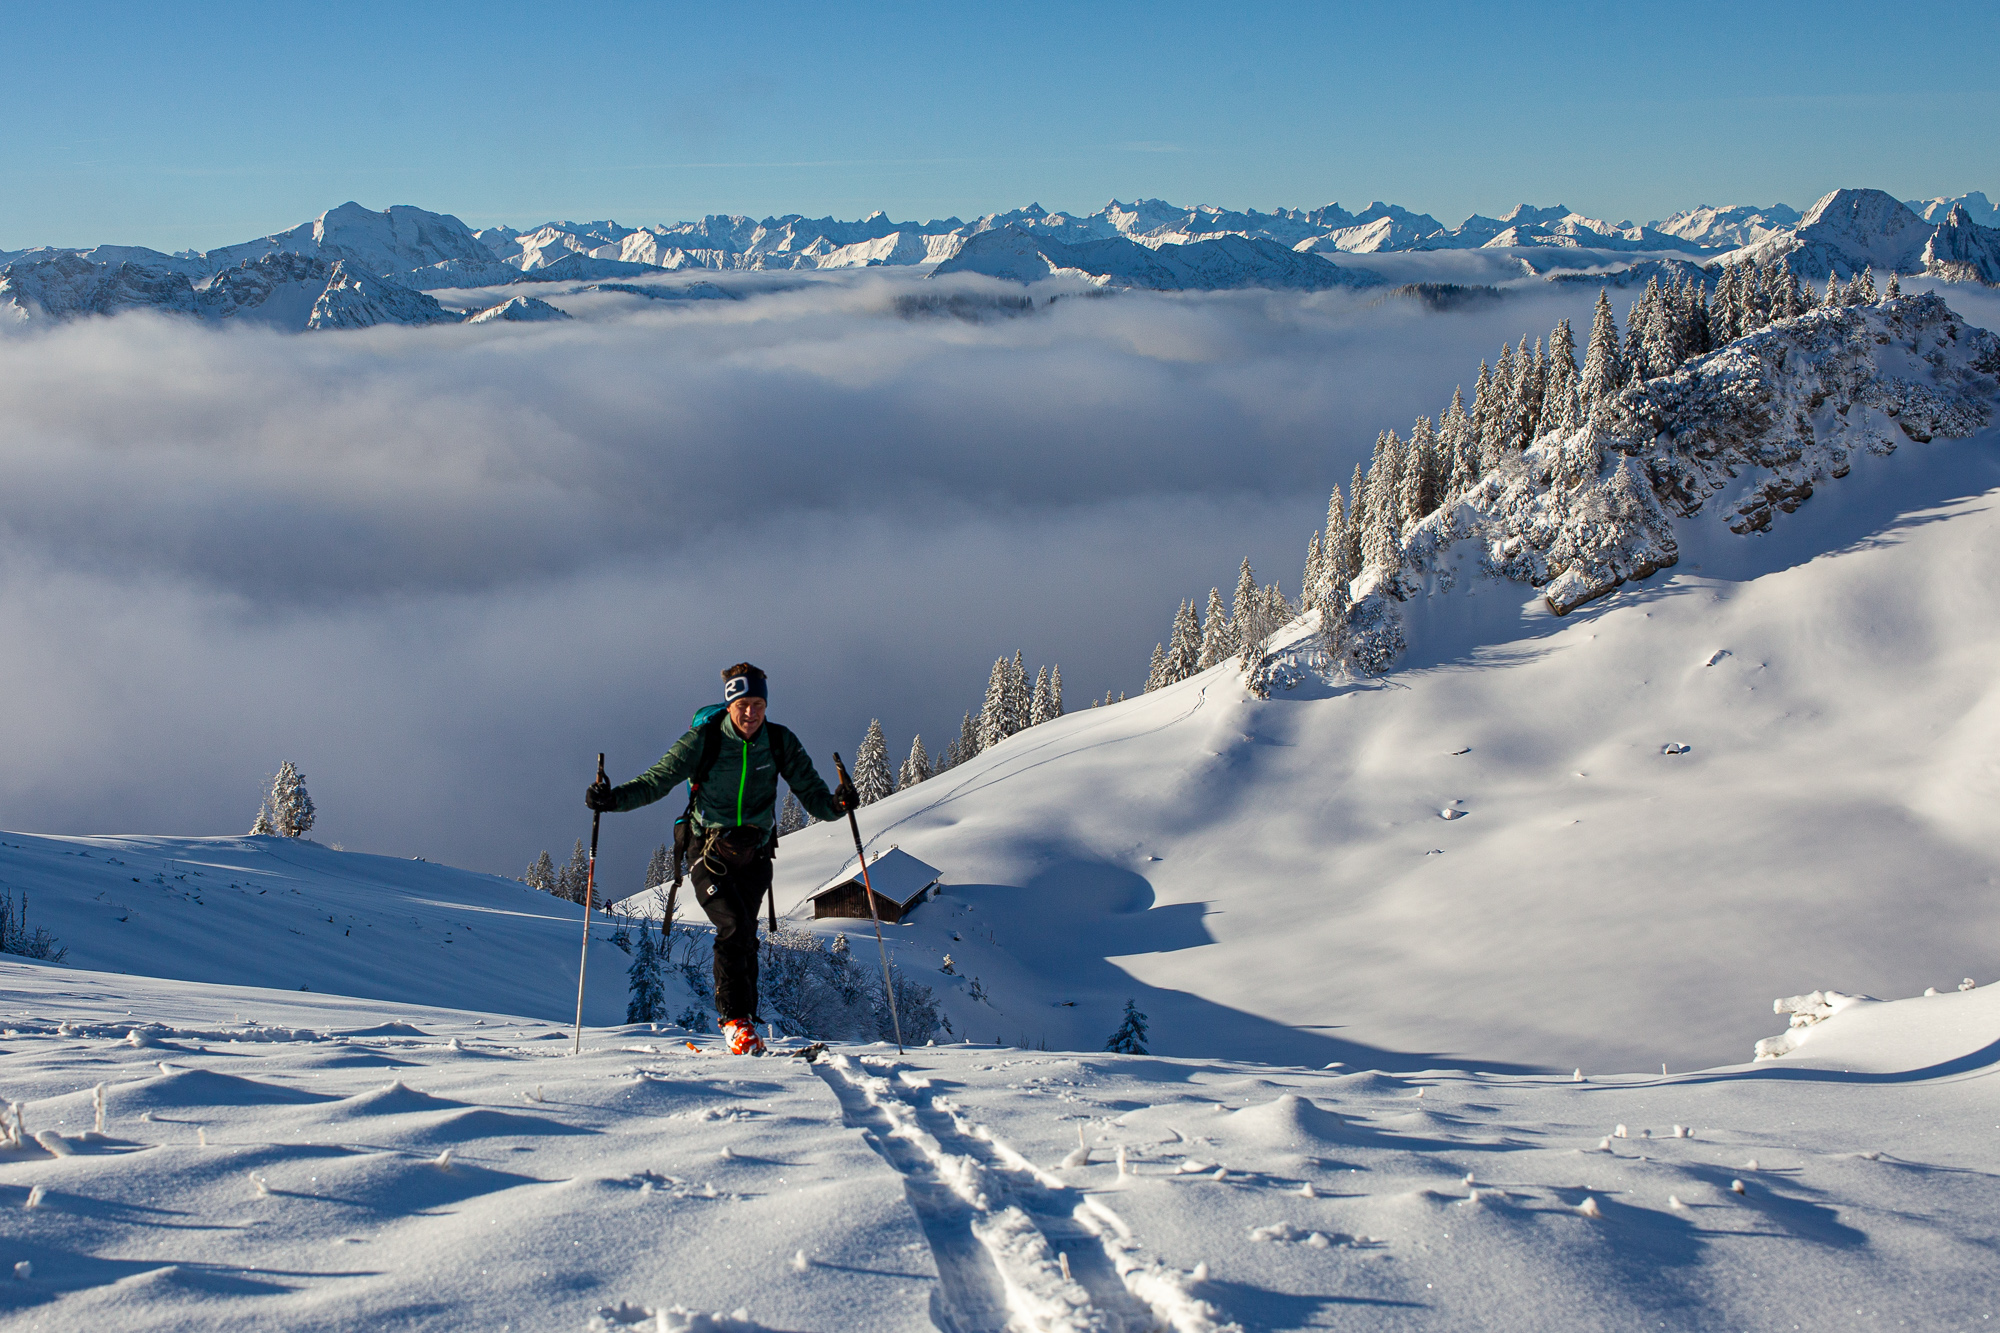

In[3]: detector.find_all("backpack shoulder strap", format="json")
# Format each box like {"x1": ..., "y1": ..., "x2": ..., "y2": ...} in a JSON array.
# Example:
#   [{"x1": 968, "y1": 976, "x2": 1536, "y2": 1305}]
[
  {"x1": 761, "y1": 722, "x2": 794, "y2": 770},
  {"x1": 690, "y1": 715, "x2": 726, "y2": 790}
]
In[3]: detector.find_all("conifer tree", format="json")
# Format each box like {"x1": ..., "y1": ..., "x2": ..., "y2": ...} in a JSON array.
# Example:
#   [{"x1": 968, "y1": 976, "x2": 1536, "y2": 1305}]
[
  {"x1": 1028, "y1": 666, "x2": 1053, "y2": 725},
  {"x1": 1048, "y1": 665, "x2": 1063, "y2": 719},
  {"x1": 1856, "y1": 267, "x2": 1877, "y2": 303},
  {"x1": 778, "y1": 792, "x2": 807, "y2": 834},
  {"x1": 250, "y1": 804, "x2": 275, "y2": 835},
  {"x1": 626, "y1": 920, "x2": 665, "y2": 1024},
  {"x1": 1167, "y1": 600, "x2": 1201, "y2": 682},
  {"x1": 1885, "y1": 270, "x2": 1901, "y2": 299},
  {"x1": 957, "y1": 709, "x2": 981, "y2": 763},
  {"x1": 557, "y1": 839, "x2": 590, "y2": 906},
  {"x1": 266, "y1": 761, "x2": 316, "y2": 838},
  {"x1": 1198, "y1": 588, "x2": 1235, "y2": 667},
  {"x1": 1402, "y1": 416, "x2": 1438, "y2": 524},
  {"x1": 524, "y1": 849, "x2": 556, "y2": 894},
  {"x1": 1362, "y1": 494, "x2": 1400, "y2": 580},
  {"x1": 1231, "y1": 558, "x2": 1259, "y2": 638},
  {"x1": 1548, "y1": 318, "x2": 1578, "y2": 386},
  {"x1": 1490, "y1": 342, "x2": 1517, "y2": 451},
  {"x1": 644, "y1": 844, "x2": 670, "y2": 892},
  {"x1": 1301, "y1": 530, "x2": 1323, "y2": 615},
  {"x1": 1517, "y1": 336, "x2": 1545, "y2": 442},
  {"x1": 1144, "y1": 643, "x2": 1168, "y2": 692},
  {"x1": 1104, "y1": 998, "x2": 1149, "y2": 1055},
  {"x1": 1322, "y1": 485, "x2": 1353, "y2": 600},
  {"x1": 1711, "y1": 265, "x2": 1740, "y2": 343},
  {"x1": 977, "y1": 658, "x2": 1011, "y2": 749},
  {"x1": 853, "y1": 719, "x2": 895, "y2": 805},
  {"x1": 1469, "y1": 361, "x2": 1496, "y2": 469},
  {"x1": 898, "y1": 735, "x2": 932, "y2": 789},
  {"x1": 1579, "y1": 289, "x2": 1625, "y2": 407},
  {"x1": 1004, "y1": 652, "x2": 1030, "y2": 736},
  {"x1": 1438, "y1": 387, "x2": 1474, "y2": 495}
]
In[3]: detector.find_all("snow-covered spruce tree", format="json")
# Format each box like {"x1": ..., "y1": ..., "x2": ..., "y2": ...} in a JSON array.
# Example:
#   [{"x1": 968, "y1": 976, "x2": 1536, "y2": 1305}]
[
  {"x1": 1491, "y1": 342, "x2": 1519, "y2": 451},
  {"x1": 1885, "y1": 270, "x2": 1901, "y2": 299},
  {"x1": 1006, "y1": 652, "x2": 1030, "y2": 732},
  {"x1": 1711, "y1": 265, "x2": 1740, "y2": 343},
  {"x1": 249, "y1": 804, "x2": 275, "y2": 835},
  {"x1": 1548, "y1": 318, "x2": 1578, "y2": 391},
  {"x1": 1047, "y1": 665, "x2": 1063, "y2": 720},
  {"x1": 1104, "y1": 999, "x2": 1149, "y2": 1055},
  {"x1": 626, "y1": 920, "x2": 664, "y2": 1024},
  {"x1": 1168, "y1": 600, "x2": 1201, "y2": 682},
  {"x1": 976, "y1": 658, "x2": 1011, "y2": 748},
  {"x1": 898, "y1": 735, "x2": 932, "y2": 789},
  {"x1": 643, "y1": 844, "x2": 670, "y2": 893},
  {"x1": 1301, "y1": 531, "x2": 1325, "y2": 616},
  {"x1": 1579, "y1": 290, "x2": 1625, "y2": 408},
  {"x1": 1144, "y1": 643, "x2": 1168, "y2": 692},
  {"x1": 1401, "y1": 417, "x2": 1438, "y2": 527},
  {"x1": 1230, "y1": 559, "x2": 1259, "y2": 648},
  {"x1": 1197, "y1": 587, "x2": 1234, "y2": 668},
  {"x1": 1856, "y1": 267, "x2": 1878, "y2": 303},
  {"x1": 266, "y1": 762, "x2": 316, "y2": 838},
  {"x1": 956, "y1": 709, "x2": 981, "y2": 763},
  {"x1": 778, "y1": 792, "x2": 807, "y2": 835},
  {"x1": 1517, "y1": 336, "x2": 1545, "y2": 442},
  {"x1": 1027, "y1": 666, "x2": 1052, "y2": 726},
  {"x1": 524, "y1": 849, "x2": 556, "y2": 894},
  {"x1": 557, "y1": 839, "x2": 589, "y2": 905},
  {"x1": 1318, "y1": 485, "x2": 1351, "y2": 607},
  {"x1": 1822, "y1": 267, "x2": 1842, "y2": 309},
  {"x1": 853, "y1": 719, "x2": 895, "y2": 806},
  {"x1": 1439, "y1": 386, "x2": 1475, "y2": 495}
]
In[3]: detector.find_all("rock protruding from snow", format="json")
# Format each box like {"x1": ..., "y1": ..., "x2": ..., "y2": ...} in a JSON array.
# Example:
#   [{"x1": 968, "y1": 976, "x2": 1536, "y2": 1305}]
[
  {"x1": 306, "y1": 261, "x2": 462, "y2": 331},
  {"x1": 1920, "y1": 205, "x2": 2000, "y2": 286},
  {"x1": 0, "y1": 252, "x2": 199, "y2": 322},
  {"x1": 468, "y1": 295, "x2": 571, "y2": 324}
]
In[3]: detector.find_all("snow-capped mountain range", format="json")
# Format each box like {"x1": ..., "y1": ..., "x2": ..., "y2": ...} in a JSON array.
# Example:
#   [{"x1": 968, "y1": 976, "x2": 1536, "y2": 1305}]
[{"x1": 1, "y1": 188, "x2": 1995, "y2": 331}]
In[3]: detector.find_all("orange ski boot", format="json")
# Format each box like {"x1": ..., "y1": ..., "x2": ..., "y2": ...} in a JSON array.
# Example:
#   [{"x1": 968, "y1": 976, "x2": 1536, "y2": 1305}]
[{"x1": 722, "y1": 1018, "x2": 766, "y2": 1057}]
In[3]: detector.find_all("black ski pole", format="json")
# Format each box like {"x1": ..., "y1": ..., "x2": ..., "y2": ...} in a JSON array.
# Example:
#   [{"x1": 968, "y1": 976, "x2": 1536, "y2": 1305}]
[
  {"x1": 834, "y1": 753, "x2": 903, "y2": 1053},
  {"x1": 571, "y1": 753, "x2": 606, "y2": 1056}
]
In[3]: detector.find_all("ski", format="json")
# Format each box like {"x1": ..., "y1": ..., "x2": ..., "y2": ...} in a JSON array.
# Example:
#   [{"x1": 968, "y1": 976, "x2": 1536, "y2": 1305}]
[{"x1": 683, "y1": 1039, "x2": 827, "y2": 1062}]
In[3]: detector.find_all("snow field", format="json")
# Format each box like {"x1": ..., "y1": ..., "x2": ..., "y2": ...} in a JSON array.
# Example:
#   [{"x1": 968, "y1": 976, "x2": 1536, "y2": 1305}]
[
  {"x1": 763, "y1": 428, "x2": 2000, "y2": 1073},
  {"x1": 0, "y1": 961, "x2": 1995, "y2": 1330}
]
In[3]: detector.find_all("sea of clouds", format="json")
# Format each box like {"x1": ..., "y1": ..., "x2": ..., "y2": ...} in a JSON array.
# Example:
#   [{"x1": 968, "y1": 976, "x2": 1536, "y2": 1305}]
[{"x1": 0, "y1": 269, "x2": 1742, "y2": 886}]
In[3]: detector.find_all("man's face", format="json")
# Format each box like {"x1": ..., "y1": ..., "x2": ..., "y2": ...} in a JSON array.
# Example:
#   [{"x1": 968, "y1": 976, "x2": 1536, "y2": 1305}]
[{"x1": 728, "y1": 696, "x2": 766, "y2": 737}]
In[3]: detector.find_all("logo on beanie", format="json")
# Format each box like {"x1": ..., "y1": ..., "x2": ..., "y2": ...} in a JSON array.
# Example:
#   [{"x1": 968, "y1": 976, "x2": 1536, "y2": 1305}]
[{"x1": 723, "y1": 672, "x2": 767, "y2": 704}]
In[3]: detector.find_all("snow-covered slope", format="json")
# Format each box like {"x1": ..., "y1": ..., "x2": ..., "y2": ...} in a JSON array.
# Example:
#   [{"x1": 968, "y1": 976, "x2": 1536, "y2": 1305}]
[
  {"x1": 199, "y1": 201, "x2": 495, "y2": 279},
  {"x1": 0, "y1": 950, "x2": 1993, "y2": 1330},
  {"x1": 754, "y1": 305, "x2": 2000, "y2": 1074},
  {"x1": 467, "y1": 294, "x2": 571, "y2": 323},
  {"x1": 1653, "y1": 203, "x2": 1802, "y2": 249},
  {"x1": 0, "y1": 833, "x2": 635, "y2": 1024},
  {"x1": 1908, "y1": 190, "x2": 1997, "y2": 226},
  {"x1": 932, "y1": 226, "x2": 1376, "y2": 291}
]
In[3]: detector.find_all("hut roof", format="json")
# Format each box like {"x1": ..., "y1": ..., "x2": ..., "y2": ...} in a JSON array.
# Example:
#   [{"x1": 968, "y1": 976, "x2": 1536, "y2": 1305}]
[{"x1": 808, "y1": 847, "x2": 942, "y2": 911}]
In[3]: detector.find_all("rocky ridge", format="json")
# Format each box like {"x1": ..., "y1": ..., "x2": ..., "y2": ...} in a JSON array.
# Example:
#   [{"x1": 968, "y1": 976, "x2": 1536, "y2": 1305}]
[{"x1": 1339, "y1": 294, "x2": 1999, "y2": 671}]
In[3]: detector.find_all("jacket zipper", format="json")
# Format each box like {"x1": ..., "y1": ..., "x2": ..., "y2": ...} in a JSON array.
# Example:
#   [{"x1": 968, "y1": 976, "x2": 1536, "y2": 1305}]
[{"x1": 737, "y1": 730, "x2": 750, "y2": 825}]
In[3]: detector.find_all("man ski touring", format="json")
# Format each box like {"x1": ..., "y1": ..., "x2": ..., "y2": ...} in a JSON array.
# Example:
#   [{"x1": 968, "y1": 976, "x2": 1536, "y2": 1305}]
[{"x1": 585, "y1": 663, "x2": 854, "y2": 1056}]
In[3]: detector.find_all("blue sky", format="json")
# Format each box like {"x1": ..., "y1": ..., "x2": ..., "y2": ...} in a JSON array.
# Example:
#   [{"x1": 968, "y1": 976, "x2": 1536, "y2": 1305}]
[{"x1": 2, "y1": 0, "x2": 1994, "y2": 250}]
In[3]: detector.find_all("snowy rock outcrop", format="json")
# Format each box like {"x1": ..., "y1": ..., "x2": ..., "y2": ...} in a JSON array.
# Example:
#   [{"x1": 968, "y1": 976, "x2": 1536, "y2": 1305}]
[
  {"x1": 1721, "y1": 188, "x2": 2000, "y2": 285},
  {"x1": 305, "y1": 261, "x2": 461, "y2": 330},
  {"x1": 468, "y1": 295, "x2": 571, "y2": 323},
  {"x1": 1358, "y1": 294, "x2": 1998, "y2": 637},
  {"x1": 0, "y1": 252, "x2": 199, "y2": 322},
  {"x1": 1919, "y1": 204, "x2": 2000, "y2": 286}
]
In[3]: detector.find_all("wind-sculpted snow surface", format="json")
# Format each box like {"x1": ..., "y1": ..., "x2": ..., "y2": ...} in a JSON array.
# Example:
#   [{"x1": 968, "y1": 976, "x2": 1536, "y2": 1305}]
[
  {"x1": 0, "y1": 962, "x2": 1995, "y2": 1330},
  {"x1": 1371, "y1": 294, "x2": 1999, "y2": 631}
]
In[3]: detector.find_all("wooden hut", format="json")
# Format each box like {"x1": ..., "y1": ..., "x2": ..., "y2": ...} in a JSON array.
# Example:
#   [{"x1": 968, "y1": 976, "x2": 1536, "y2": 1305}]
[{"x1": 808, "y1": 848, "x2": 941, "y2": 924}]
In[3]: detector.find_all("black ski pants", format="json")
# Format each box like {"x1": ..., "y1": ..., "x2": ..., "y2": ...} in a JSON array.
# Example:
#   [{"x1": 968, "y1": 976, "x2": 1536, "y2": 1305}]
[{"x1": 692, "y1": 852, "x2": 771, "y2": 1023}]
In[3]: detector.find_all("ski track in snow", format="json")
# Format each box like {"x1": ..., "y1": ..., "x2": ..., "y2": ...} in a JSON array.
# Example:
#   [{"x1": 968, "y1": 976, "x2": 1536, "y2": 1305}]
[{"x1": 819, "y1": 1049, "x2": 1231, "y2": 1333}]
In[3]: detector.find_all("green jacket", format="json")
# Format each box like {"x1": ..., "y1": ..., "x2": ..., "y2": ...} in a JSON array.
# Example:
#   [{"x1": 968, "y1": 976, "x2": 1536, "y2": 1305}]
[{"x1": 607, "y1": 716, "x2": 844, "y2": 835}]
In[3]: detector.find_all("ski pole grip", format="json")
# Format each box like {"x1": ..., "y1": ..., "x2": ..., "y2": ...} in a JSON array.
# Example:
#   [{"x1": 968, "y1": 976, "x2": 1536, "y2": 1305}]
[
  {"x1": 596, "y1": 753, "x2": 608, "y2": 784},
  {"x1": 833, "y1": 752, "x2": 850, "y2": 785}
]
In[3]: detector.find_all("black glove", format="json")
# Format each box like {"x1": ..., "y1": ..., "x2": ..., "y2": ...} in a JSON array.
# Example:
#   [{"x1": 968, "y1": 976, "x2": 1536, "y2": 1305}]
[
  {"x1": 585, "y1": 779, "x2": 614, "y2": 812},
  {"x1": 834, "y1": 778, "x2": 858, "y2": 812}
]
